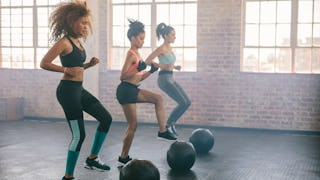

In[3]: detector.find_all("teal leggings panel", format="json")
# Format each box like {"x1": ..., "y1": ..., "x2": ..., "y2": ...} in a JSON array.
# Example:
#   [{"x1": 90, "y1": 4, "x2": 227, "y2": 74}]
[
  {"x1": 90, "y1": 131, "x2": 107, "y2": 155},
  {"x1": 65, "y1": 150, "x2": 80, "y2": 175}
]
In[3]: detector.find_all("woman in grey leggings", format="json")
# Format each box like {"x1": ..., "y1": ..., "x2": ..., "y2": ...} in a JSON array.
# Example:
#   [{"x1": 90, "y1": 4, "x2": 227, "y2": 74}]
[{"x1": 146, "y1": 23, "x2": 191, "y2": 136}]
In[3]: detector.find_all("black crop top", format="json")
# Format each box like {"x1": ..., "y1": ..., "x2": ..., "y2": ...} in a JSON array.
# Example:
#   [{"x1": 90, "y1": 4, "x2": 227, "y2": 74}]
[{"x1": 60, "y1": 36, "x2": 86, "y2": 67}]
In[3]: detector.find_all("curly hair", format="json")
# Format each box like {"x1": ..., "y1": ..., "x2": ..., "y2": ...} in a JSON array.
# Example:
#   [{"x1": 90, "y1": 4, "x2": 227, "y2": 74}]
[
  {"x1": 49, "y1": 1, "x2": 92, "y2": 42},
  {"x1": 127, "y1": 19, "x2": 145, "y2": 41}
]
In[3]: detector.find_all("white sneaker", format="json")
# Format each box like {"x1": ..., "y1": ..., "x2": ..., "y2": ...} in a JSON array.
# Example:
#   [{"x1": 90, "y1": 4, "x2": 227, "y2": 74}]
[{"x1": 168, "y1": 124, "x2": 178, "y2": 136}]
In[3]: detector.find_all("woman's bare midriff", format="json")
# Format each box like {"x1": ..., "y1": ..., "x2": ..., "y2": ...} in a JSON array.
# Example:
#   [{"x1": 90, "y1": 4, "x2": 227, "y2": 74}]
[
  {"x1": 122, "y1": 73, "x2": 143, "y2": 85},
  {"x1": 61, "y1": 67, "x2": 84, "y2": 82},
  {"x1": 159, "y1": 64, "x2": 174, "y2": 71}
]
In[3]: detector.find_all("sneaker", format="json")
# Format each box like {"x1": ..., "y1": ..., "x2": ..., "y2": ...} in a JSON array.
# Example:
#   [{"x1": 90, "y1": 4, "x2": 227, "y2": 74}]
[
  {"x1": 118, "y1": 155, "x2": 132, "y2": 166},
  {"x1": 62, "y1": 177, "x2": 74, "y2": 180},
  {"x1": 157, "y1": 130, "x2": 177, "y2": 141},
  {"x1": 168, "y1": 124, "x2": 178, "y2": 136},
  {"x1": 84, "y1": 156, "x2": 110, "y2": 171}
]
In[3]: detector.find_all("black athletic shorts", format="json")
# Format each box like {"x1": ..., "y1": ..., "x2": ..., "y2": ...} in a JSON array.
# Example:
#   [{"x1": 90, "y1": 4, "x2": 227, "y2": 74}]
[{"x1": 116, "y1": 81, "x2": 140, "y2": 105}]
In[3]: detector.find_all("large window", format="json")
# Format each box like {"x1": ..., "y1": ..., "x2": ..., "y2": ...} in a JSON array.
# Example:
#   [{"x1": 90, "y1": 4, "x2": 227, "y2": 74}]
[
  {"x1": 0, "y1": 0, "x2": 66, "y2": 69},
  {"x1": 242, "y1": 0, "x2": 320, "y2": 73},
  {"x1": 111, "y1": 0, "x2": 197, "y2": 72}
]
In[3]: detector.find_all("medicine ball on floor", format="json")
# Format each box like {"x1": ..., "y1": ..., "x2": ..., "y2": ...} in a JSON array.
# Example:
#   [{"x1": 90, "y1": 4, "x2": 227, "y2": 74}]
[
  {"x1": 189, "y1": 128, "x2": 214, "y2": 154},
  {"x1": 166, "y1": 141, "x2": 196, "y2": 171},
  {"x1": 119, "y1": 159, "x2": 160, "y2": 180}
]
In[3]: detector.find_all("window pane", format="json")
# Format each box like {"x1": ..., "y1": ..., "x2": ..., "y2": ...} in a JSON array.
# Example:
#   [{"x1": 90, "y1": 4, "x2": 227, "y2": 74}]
[
  {"x1": 38, "y1": 8, "x2": 49, "y2": 27},
  {"x1": 11, "y1": 8, "x2": 22, "y2": 27},
  {"x1": 12, "y1": 28, "x2": 22, "y2": 46},
  {"x1": 11, "y1": 48, "x2": 23, "y2": 68},
  {"x1": 298, "y1": 24, "x2": 312, "y2": 46},
  {"x1": 112, "y1": 0, "x2": 125, "y2": 3},
  {"x1": 185, "y1": 4, "x2": 197, "y2": 25},
  {"x1": 174, "y1": 48, "x2": 183, "y2": 68},
  {"x1": 259, "y1": 48, "x2": 275, "y2": 72},
  {"x1": 38, "y1": 28, "x2": 49, "y2": 46},
  {"x1": 36, "y1": 0, "x2": 48, "y2": 6},
  {"x1": 245, "y1": 24, "x2": 259, "y2": 46},
  {"x1": 184, "y1": 26, "x2": 196, "y2": 46},
  {"x1": 1, "y1": 9, "x2": 11, "y2": 27},
  {"x1": 260, "y1": 1, "x2": 276, "y2": 23},
  {"x1": 23, "y1": 0, "x2": 34, "y2": 6},
  {"x1": 276, "y1": 24, "x2": 290, "y2": 46},
  {"x1": 315, "y1": 0, "x2": 320, "y2": 22},
  {"x1": 170, "y1": 4, "x2": 183, "y2": 25},
  {"x1": 144, "y1": 25, "x2": 151, "y2": 47},
  {"x1": 113, "y1": 6, "x2": 125, "y2": 26},
  {"x1": 298, "y1": 0, "x2": 313, "y2": 23},
  {"x1": 138, "y1": 0, "x2": 152, "y2": 2},
  {"x1": 295, "y1": 48, "x2": 311, "y2": 73},
  {"x1": 157, "y1": 4, "x2": 169, "y2": 24},
  {"x1": 11, "y1": 0, "x2": 22, "y2": 6},
  {"x1": 1, "y1": 0, "x2": 10, "y2": 6},
  {"x1": 173, "y1": 26, "x2": 183, "y2": 47},
  {"x1": 313, "y1": 24, "x2": 320, "y2": 46},
  {"x1": 246, "y1": 2, "x2": 259, "y2": 23},
  {"x1": 125, "y1": 5, "x2": 139, "y2": 20},
  {"x1": 113, "y1": 26, "x2": 125, "y2": 46},
  {"x1": 23, "y1": 8, "x2": 33, "y2": 27},
  {"x1": 276, "y1": 48, "x2": 291, "y2": 73},
  {"x1": 1, "y1": 48, "x2": 11, "y2": 64},
  {"x1": 48, "y1": 0, "x2": 65, "y2": 5},
  {"x1": 23, "y1": 48, "x2": 34, "y2": 69},
  {"x1": 243, "y1": 48, "x2": 259, "y2": 72},
  {"x1": 1, "y1": 28, "x2": 11, "y2": 46},
  {"x1": 124, "y1": 26, "x2": 130, "y2": 47},
  {"x1": 23, "y1": 28, "x2": 33, "y2": 46},
  {"x1": 183, "y1": 48, "x2": 197, "y2": 71},
  {"x1": 260, "y1": 24, "x2": 276, "y2": 46},
  {"x1": 139, "y1": 5, "x2": 151, "y2": 26},
  {"x1": 312, "y1": 48, "x2": 320, "y2": 73},
  {"x1": 1, "y1": 62, "x2": 11, "y2": 68},
  {"x1": 277, "y1": 1, "x2": 291, "y2": 23},
  {"x1": 125, "y1": 0, "x2": 142, "y2": 2},
  {"x1": 111, "y1": 48, "x2": 126, "y2": 70}
]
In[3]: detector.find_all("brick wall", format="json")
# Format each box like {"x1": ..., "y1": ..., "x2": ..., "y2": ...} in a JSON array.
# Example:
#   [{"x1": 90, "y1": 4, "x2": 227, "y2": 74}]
[
  {"x1": 0, "y1": 69, "x2": 64, "y2": 118},
  {"x1": 0, "y1": 0, "x2": 319, "y2": 131}
]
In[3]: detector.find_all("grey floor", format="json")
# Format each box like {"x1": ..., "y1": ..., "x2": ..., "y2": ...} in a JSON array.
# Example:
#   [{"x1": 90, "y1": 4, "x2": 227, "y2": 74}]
[{"x1": 0, "y1": 119, "x2": 319, "y2": 180}]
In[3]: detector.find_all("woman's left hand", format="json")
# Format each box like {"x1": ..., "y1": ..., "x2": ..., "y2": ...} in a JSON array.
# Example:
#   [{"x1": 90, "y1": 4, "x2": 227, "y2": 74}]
[
  {"x1": 89, "y1": 57, "x2": 100, "y2": 67},
  {"x1": 175, "y1": 65, "x2": 181, "y2": 71}
]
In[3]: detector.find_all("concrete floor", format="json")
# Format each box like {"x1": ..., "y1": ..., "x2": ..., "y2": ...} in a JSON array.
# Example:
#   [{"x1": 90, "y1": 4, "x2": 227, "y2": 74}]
[{"x1": 0, "y1": 119, "x2": 319, "y2": 180}]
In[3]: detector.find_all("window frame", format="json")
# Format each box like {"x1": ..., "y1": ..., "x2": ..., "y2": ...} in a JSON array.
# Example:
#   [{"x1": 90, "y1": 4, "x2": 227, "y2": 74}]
[
  {"x1": 241, "y1": 0, "x2": 320, "y2": 74},
  {"x1": 110, "y1": 0, "x2": 198, "y2": 72},
  {"x1": 0, "y1": 0, "x2": 65, "y2": 69}
]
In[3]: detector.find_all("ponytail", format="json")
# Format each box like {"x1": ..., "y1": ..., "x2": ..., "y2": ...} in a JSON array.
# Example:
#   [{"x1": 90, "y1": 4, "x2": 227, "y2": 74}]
[{"x1": 156, "y1": 23, "x2": 174, "y2": 40}]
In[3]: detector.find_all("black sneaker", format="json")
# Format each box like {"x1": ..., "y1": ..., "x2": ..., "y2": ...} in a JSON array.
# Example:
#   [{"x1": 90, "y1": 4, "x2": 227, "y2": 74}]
[
  {"x1": 62, "y1": 176, "x2": 74, "y2": 180},
  {"x1": 84, "y1": 157, "x2": 110, "y2": 171},
  {"x1": 118, "y1": 155, "x2": 132, "y2": 166},
  {"x1": 157, "y1": 130, "x2": 177, "y2": 141}
]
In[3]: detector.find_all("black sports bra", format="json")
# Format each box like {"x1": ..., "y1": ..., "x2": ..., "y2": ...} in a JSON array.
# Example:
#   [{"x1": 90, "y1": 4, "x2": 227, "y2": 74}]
[{"x1": 59, "y1": 36, "x2": 86, "y2": 67}]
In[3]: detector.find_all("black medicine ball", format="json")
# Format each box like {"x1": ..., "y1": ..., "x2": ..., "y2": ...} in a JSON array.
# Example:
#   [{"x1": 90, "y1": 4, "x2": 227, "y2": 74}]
[
  {"x1": 166, "y1": 141, "x2": 196, "y2": 171},
  {"x1": 189, "y1": 128, "x2": 214, "y2": 154}
]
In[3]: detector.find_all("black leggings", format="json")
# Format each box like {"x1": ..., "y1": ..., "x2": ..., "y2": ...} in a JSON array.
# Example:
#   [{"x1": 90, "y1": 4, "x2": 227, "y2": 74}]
[{"x1": 56, "y1": 80, "x2": 112, "y2": 151}]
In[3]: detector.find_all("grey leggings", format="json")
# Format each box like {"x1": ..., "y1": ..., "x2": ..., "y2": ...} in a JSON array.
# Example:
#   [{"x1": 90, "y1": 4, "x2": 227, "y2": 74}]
[{"x1": 158, "y1": 71, "x2": 191, "y2": 125}]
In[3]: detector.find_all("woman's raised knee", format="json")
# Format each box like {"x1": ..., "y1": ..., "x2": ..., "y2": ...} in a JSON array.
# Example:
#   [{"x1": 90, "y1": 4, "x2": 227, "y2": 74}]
[{"x1": 154, "y1": 93, "x2": 164, "y2": 104}]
